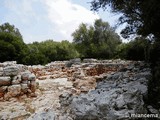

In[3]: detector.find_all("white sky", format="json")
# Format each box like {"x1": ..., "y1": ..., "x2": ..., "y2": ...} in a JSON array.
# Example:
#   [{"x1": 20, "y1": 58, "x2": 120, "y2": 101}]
[{"x1": 0, "y1": 0, "x2": 126, "y2": 43}]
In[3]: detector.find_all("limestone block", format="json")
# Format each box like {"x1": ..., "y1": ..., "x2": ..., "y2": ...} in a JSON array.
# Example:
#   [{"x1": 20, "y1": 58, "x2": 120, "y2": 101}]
[
  {"x1": 28, "y1": 73, "x2": 36, "y2": 81},
  {"x1": 0, "y1": 77, "x2": 11, "y2": 87},
  {"x1": 21, "y1": 84, "x2": 29, "y2": 93},
  {"x1": 30, "y1": 81, "x2": 36, "y2": 92},
  {"x1": 0, "y1": 86, "x2": 7, "y2": 97},
  {"x1": 0, "y1": 67, "x2": 3, "y2": 76},
  {"x1": 7, "y1": 85, "x2": 21, "y2": 97},
  {"x1": 12, "y1": 75, "x2": 21, "y2": 85},
  {"x1": 3, "y1": 66, "x2": 19, "y2": 76},
  {"x1": 21, "y1": 70, "x2": 31, "y2": 81}
]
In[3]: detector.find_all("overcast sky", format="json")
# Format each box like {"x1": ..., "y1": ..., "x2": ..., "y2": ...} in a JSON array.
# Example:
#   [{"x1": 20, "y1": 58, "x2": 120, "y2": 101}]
[{"x1": 0, "y1": 0, "x2": 125, "y2": 43}]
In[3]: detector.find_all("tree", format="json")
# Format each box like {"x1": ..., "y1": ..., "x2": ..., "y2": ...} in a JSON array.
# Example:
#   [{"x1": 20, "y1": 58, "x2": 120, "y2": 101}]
[
  {"x1": 57, "y1": 40, "x2": 80, "y2": 60},
  {"x1": 91, "y1": 0, "x2": 160, "y2": 40},
  {"x1": 126, "y1": 37, "x2": 149, "y2": 61},
  {"x1": 0, "y1": 23, "x2": 28, "y2": 63},
  {"x1": 24, "y1": 40, "x2": 80, "y2": 64},
  {"x1": 35, "y1": 40, "x2": 58, "y2": 62},
  {"x1": 91, "y1": 0, "x2": 160, "y2": 109},
  {"x1": 0, "y1": 23, "x2": 22, "y2": 38},
  {"x1": 72, "y1": 19, "x2": 121, "y2": 59}
]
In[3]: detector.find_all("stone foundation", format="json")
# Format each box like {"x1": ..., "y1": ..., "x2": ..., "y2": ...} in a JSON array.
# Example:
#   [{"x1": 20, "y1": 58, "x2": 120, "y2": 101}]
[{"x1": 0, "y1": 62, "x2": 36, "y2": 100}]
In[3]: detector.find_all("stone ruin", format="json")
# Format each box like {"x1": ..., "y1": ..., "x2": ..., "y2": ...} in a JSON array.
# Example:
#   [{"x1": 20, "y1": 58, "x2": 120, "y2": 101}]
[
  {"x1": 0, "y1": 59, "x2": 159, "y2": 120},
  {"x1": 58, "y1": 59, "x2": 158, "y2": 120},
  {"x1": 27, "y1": 59, "x2": 134, "y2": 95},
  {"x1": 0, "y1": 61, "x2": 36, "y2": 100}
]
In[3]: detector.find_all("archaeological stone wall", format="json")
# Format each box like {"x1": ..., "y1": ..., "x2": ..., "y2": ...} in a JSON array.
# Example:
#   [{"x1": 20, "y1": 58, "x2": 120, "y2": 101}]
[
  {"x1": 59, "y1": 60, "x2": 155, "y2": 120},
  {"x1": 0, "y1": 61, "x2": 36, "y2": 100}
]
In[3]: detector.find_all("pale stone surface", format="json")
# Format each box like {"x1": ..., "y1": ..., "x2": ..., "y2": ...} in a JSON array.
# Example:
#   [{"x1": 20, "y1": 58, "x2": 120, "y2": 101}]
[
  {"x1": 12, "y1": 75, "x2": 21, "y2": 85},
  {"x1": 3, "y1": 66, "x2": 19, "y2": 76},
  {"x1": 0, "y1": 60, "x2": 158, "y2": 120},
  {"x1": 21, "y1": 70, "x2": 31, "y2": 81},
  {"x1": 0, "y1": 77, "x2": 11, "y2": 87},
  {"x1": 21, "y1": 84, "x2": 29, "y2": 93},
  {"x1": 28, "y1": 109, "x2": 55, "y2": 120},
  {"x1": 0, "y1": 62, "x2": 37, "y2": 101},
  {"x1": 0, "y1": 86, "x2": 7, "y2": 93},
  {"x1": 0, "y1": 86, "x2": 7, "y2": 97},
  {"x1": 28, "y1": 73, "x2": 36, "y2": 81},
  {"x1": 7, "y1": 85, "x2": 21, "y2": 97},
  {"x1": 0, "y1": 67, "x2": 3, "y2": 76},
  {"x1": 0, "y1": 77, "x2": 72, "y2": 119},
  {"x1": 58, "y1": 61, "x2": 152, "y2": 120},
  {"x1": 30, "y1": 81, "x2": 36, "y2": 92}
]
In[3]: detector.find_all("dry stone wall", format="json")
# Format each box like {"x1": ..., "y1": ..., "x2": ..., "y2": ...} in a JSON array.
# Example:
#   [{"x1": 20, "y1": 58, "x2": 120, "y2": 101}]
[{"x1": 0, "y1": 61, "x2": 36, "y2": 100}]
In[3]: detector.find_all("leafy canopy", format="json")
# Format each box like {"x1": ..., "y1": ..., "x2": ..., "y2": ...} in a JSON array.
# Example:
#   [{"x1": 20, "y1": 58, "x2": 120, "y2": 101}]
[
  {"x1": 72, "y1": 19, "x2": 121, "y2": 58},
  {"x1": 91, "y1": 0, "x2": 160, "y2": 40},
  {"x1": 0, "y1": 23, "x2": 27, "y2": 63}
]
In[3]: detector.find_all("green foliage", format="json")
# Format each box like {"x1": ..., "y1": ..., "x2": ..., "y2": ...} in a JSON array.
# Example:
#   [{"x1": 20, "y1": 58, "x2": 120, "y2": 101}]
[
  {"x1": 0, "y1": 23, "x2": 28, "y2": 63},
  {"x1": 91, "y1": 0, "x2": 160, "y2": 40},
  {"x1": 72, "y1": 19, "x2": 122, "y2": 59},
  {"x1": 56, "y1": 40, "x2": 80, "y2": 60},
  {"x1": 115, "y1": 37, "x2": 150, "y2": 61},
  {"x1": 126, "y1": 38, "x2": 149, "y2": 61},
  {"x1": 115, "y1": 43, "x2": 128, "y2": 59},
  {"x1": 147, "y1": 41, "x2": 160, "y2": 108},
  {"x1": 0, "y1": 23, "x2": 80, "y2": 65},
  {"x1": 0, "y1": 40, "x2": 16, "y2": 61},
  {"x1": 90, "y1": 0, "x2": 160, "y2": 108},
  {"x1": 23, "y1": 40, "x2": 80, "y2": 65},
  {"x1": 149, "y1": 41, "x2": 160, "y2": 64}
]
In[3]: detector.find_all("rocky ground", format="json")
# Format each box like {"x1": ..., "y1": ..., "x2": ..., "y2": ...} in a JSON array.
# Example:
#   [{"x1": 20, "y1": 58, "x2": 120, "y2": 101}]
[
  {"x1": 0, "y1": 59, "x2": 159, "y2": 120},
  {"x1": 0, "y1": 77, "x2": 72, "y2": 120}
]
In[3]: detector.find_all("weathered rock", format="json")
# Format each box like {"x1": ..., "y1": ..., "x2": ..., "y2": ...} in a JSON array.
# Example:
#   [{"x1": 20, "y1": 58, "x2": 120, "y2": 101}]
[
  {"x1": 71, "y1": 87, "x2": 147, "y2": 120},
  {"x1": 0, "y1": 61, "x2": 17, "y2": 67},
  {"x1": 7, "y1": 85, "x2": 21, "y2": 97},
  {"x1": 0, "y1": 62, "x2": 37, "y2": 100},
  {"x1": 0, "y1": 86, "x2": 7, "y2": 97},
  {"x1": 59, "y1": 92, "x2": 73, "y2": 106},
  {"x1": 21, "y1": 70, "x2": 31, "y2": 81},
  {"x1": 147, "y1": 105, "x2": 159, "y2": 114},
  {"x1": 21, "y1": 84, "x2": 29, "y2": 93},
  {"x1": 83, "y1": 58, "x2": 98, "y2": 63},
  {"x1": 38, "y1": 76, "x2": 47, "y2": 80},
  {"x1": 66, "y1": 66, "x2": 151, "y2": 120},
  {"x1": 0, "y1": 77, "x2": 11, "y2": 86},
  {"x1": 28, "y1": 109, "x2": 55, "y2": 120},
  {"x1": 0, "y1": 67, "x2": 3, "y2": 76},
  {"x1": 12, "y1": 75, "x2": 21, "y2": 85},
  {"x1": 0, "y1": 86, "x2": 7, "y2": 93},
  {"x1": 134, "y1": 71, "x2": 151, "y2": 79},
  {"x1": 65, "y1": 58, "x2": 81, "y2": 67},
  {"x1": 28, "y1": 73, "x2": 36, "y2": 81},
  {"x1": 30, "y1": 81, "x2": 36, "y2": 92},
  {"x1": 3, "y1": 66, "x2": 19, "y2": 76},
  {"x1": 21, "y1": 80, "x2": 28, "y2": 84}
]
